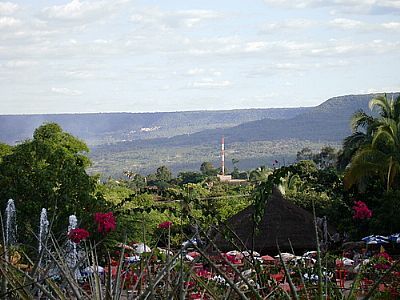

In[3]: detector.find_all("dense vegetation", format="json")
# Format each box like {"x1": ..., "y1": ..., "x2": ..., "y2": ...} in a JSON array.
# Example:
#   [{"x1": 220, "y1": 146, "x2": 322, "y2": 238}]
[
  {"x1": 2, "y1": 92, "x2": 400, "y2": 250},
  {"x1": 1, "y1": 93, "x2": 400, "y2": 298}
]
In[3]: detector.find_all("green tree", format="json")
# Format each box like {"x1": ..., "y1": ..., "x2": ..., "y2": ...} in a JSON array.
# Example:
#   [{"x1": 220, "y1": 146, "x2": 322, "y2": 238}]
[
  {"x1": 344, "y1": 94, "x2": 400, "y2": 191},
  {"x1": 337, "y1": 108, "x2": 377, "y2": 171},
  {"x1": 313, "y1": 146, "x2": 337, "y2": 169},
  {"x1": 0, "y1": 142, "x2": 12, "y2": 162},
  {"x1": 155, "y1": 165, "x2": 172, "y2": 182},
  {"x1": 0, "y1": 123, "x2": 105, "y2": 246},
  {"x1": 126, "y1": 173, "x2": 147, "y2": 190},
  {"x1": 177, "y1": 171, "x2": 205, "y2": 185},
  {"x1": 231, "y1": 158, "x2": 240, "y2": 178},
  {"x1": 296, "y1": 147, "x2": 313, "y2": 161},
  {"x1": 249, "y1": 166, "x2": 272, "y2": 183},
  {"x1": 200, "y1": 161, "x2": 218, "y2": 176}
]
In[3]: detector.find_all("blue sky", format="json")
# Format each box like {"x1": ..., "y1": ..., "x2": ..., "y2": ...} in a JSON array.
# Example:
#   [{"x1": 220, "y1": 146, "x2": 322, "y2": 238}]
[{"x1": 1, "y1": 0, "x2": 399, "y2": 114}]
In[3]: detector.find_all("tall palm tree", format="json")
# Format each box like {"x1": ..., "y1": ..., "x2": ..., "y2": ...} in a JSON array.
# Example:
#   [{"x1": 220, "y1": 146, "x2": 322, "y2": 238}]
[
  {"x1": 344, "y1": 93, "x2": 400, "y2": 191},
  {"x1": 338, "y1": 104, "x2": 380, "y2": 170}
]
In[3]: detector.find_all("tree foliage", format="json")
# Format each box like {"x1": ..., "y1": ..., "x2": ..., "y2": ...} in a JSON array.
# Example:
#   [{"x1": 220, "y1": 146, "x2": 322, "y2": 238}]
[
  {"x1": 0, "y1": 123, "x2": 106, "y2": 247},
  {"x1": 0, "y1": 142, "x2": 12, "y2": 162},
  {"x1": 200, "y1": 161, "x2": 219, "y2": 176},
  {"x1": 343, "y1": 94, "x2": 400, "y2": 191}
]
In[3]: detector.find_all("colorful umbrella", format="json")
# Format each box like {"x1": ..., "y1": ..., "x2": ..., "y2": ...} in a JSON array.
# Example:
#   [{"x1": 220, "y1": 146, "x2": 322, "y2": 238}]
[
  {"x1": 389, "y1": 233, "x2": 400, "y2": 243},
  {"x1": 133, "y1": 243, "x2": 151, "y2": 254},
  {"x1": 361, "y1": 235, "x2": 389, "y2": 245},
  {"x1": 261, "y1": 255, "x2": 275, "y2": 262}
]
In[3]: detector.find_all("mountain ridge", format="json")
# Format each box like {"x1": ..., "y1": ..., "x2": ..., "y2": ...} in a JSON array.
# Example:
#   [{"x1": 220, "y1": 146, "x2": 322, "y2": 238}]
[
  {"x1": 2, "y1": 92, "x2": 398, "y2": 176},
  {"x1": 0, "y1": 107, "x2": 309, "y2": 145},
  {"x1": 92, "y1": 93, "x2": 387, "y2": 153}
]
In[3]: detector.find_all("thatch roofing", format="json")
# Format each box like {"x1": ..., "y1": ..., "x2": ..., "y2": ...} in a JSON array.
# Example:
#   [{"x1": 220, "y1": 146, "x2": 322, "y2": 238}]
[{"x1": 214, "y1": 188, "x2": 334, "y2": 254}]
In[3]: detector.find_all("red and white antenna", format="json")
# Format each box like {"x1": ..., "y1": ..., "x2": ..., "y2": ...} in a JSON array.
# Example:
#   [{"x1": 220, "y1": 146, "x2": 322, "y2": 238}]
[{"x1": 221, "y1": 136, "x2": 225, "y2": 175}]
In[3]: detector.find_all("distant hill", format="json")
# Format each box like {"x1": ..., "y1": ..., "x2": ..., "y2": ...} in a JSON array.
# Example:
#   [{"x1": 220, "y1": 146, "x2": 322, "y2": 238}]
[
  {"x1": 2, "y1": 93, "x2": 397, "y2": 177},
  {"x1": 87, "y1": 93, "x2": 397, "y2": 176},
  {"x1": 93, "y1": 93, "x2": 383, "y2": 152},
  {"x1": 0, "y1": 108, "x2": 309, "y2": 145}
]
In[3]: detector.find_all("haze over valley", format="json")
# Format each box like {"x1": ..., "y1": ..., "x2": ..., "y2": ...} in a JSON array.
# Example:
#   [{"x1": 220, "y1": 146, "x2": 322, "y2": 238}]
[{"x1": 2, "y1": 93, "x2": 395, "y2": 177}]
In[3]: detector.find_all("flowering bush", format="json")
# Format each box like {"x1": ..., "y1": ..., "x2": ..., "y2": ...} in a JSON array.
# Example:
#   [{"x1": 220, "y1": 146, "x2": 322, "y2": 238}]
[
  {"x1": 196, "y1": 269, "x2": 212, "y2": 279},
  {"x1": 353, "y1": 201, "x2": 372, "y2": 219},
  {"x1": 68, "y1": 228, "x2": 89, "y2": 244},
  {"x1": 373, "y1": 252, "x2": 392, "y2": 270},
  {"x1": 94, "y1": 212, "x2": 116, "y2": 234},
  {"x1": 158, "y1": 221, "x2": 173, "y2": 229}
]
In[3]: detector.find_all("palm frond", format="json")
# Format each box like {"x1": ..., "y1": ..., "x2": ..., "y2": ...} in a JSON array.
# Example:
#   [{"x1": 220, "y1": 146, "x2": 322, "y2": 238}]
[
  {"x1": 344, "y1": 147, "x2": 388, "y2": 189},
  {"x1": 342, "y1": 132, "x2": 368, "y2": 150},
  {"x1": 393, "y1": 94, "x2": 400, "y2": 122},
  {"x1": 369, "y1": 94, "x2": 392, "y2": 118},
  {"x1": 350, "y1": 110, "x2": 374, "y2": 132}
]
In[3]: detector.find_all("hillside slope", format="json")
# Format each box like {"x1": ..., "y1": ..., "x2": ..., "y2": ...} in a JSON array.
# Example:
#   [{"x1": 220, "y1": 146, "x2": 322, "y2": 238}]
[
  {"x1": 0, "y1": 108, "x2": 308, "y2": 145},
  {"x1": 93, "y1": 93, "x2": 383, "y2": 153}
]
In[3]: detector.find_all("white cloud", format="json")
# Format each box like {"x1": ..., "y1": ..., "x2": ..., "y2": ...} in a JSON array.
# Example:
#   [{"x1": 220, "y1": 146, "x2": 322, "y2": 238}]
[
  {"x1": 246, "y1": 60, "x2": 350, "y2": 78},
  {"x1": 382, "y1": 22, "x2": 400, "y2": 30},
  {"x1": 307, "y1": 39, "x2": 400, "y2": 56},
  {"x1": 0, "y1": 2, "x2": 19, "y2": 15},
  {"x1": 65, "y1": 70, "x2": 93, "y2": 79},
  {"x1": 263, "y1": 0, "x2": 324, "y2": 9},
  {"x1": 329, "y1": 18, "x2": 365, "y2": 30},
  {"x1": 131, "y1": 8, "x2": 223, "y2": 30},
  {"x1": 0, "y1": 16, "x2": 21, "y2": 29},
  {"x1": 263, "y1": 0, "x2": 400, "y2": 14},
  {"x1": 329, "y1": 18, "x2": 400, "y2": 32},
  {"x1": 1, "y1": 60, "x2": 38, "y2": 68},
  {"x1": 244, "y1": 41, "x2": 267, "y2": 52},
  {"x1": 186, "y1": 68, "x2": 222, "y2": 77},
  {"x1": 261, "y1": 19, "x2": 317, "y2": 33},
  {"x1": 186, "y1": 36, "x2": 400, "y2": 59},
  {"x1": 188, "y1": 78, "x2": 231, "y2": 89},
  {"x1": 42, "y1": 0, "x2": 129, "y2": 22},
  {"x1": 187, "y1": 68, "x2": 204, "y2": 75},
  {"x1": 51, "y1": 87, "x2": 82, "y2": 96}
]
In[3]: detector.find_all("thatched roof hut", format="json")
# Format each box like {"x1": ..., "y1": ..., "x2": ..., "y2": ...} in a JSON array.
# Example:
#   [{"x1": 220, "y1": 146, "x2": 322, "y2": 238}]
[{"x1": 214, "y1": 188, "x2": 335, "y2": 254}]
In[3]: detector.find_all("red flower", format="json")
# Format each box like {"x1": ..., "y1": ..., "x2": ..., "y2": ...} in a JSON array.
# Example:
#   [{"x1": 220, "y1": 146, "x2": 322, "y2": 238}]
[
  {"x1": 189, "y1": 292, "x2": 202, "y2": 299},
  {"x1": 185, "y1": 281, "x2": 195, "y2": 289},
  {"x1": 94, "y1": 212, "x2": 116, "y2": 234},
  {"x1": 353, "y1": 201, "x2": 372, "y2": 220},
  {"x1": 196, "y1": 269, "x2": 212, "y2": 279},
  {"x1": 158, "y1": 221, "x2": 173, "y2": 229},
  {"x1": 68, "y1": 228, "x2": 90, "y2": 244},
  {"x1": 111, "y1": 259, "x2": 118, "y2": 266},
  {"x1": 375, "y1": 252, "x2": 392, "y2": 261},
  {"x1": 374, "y1": 263, "x2": 391, "y2": 270}
]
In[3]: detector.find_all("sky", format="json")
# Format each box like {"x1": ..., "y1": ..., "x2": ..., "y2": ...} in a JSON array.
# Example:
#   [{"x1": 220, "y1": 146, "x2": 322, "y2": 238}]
[{"x1": 1, "y1": 0, "x2": 400, "y2": 114}]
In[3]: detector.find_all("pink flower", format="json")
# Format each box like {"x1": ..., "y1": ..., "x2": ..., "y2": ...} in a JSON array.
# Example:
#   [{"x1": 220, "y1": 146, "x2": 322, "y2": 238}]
[
  {"x1": 189, "y1": 293, "x2": 202, "y2": 300},
  {"x1": 68, "y1": 228, "x2": 90, "y2": 244},
  {"x1": 352, "y1": 201, "x2": 372, "y2": 220},
  {"x1": 196, "y1": 269, "x2": 212, "y2": 279},
  {"x1": 94, "y1": 212, "x2": 116, "y2": 234},
  {"x1": 184, "y1": 281, "x2": 195, "y2": 289},
  {"x1": 374, "y1": 263, "x2": 391, "y2": 270},
  {"x1": 375, "y1": 252, "x2": 392, "y2": 261},
  {"x1": 158, "y1": 221, "x2": 173, "y2": 229}
]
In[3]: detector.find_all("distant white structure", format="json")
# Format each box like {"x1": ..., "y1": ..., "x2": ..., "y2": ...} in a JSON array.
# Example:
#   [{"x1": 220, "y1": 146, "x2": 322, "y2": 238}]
[
  {"x1": 217, "y1": 174, "x2": 232, "y2": 182},
  {"x1": 140, "y1": 126, "x2": 161, "y2": 132}
]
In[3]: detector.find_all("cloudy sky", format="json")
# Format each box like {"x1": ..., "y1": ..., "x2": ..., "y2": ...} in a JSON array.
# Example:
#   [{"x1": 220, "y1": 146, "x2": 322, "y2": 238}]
[{"x1": 1, "y1": 0, "x2": 400, "y2": 114}]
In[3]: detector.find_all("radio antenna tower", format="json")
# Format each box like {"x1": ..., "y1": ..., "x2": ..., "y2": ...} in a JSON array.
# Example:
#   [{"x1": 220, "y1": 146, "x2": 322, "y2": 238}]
[{"x1": 221, "y1": 136, "x2": 225, "y2": 175}]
